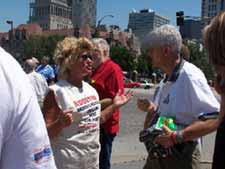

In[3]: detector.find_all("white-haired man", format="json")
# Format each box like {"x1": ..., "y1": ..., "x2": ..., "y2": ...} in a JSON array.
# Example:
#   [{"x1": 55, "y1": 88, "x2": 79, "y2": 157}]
[
  {"x1": 91, "y1": 38, "x2": 124, "y2": 169},
  {"x1": 23, "y1": 58, "x2": 49, "y2": 108},
  {"x1": 137, "y1": 25, "x2": 220, "y2": 169}
]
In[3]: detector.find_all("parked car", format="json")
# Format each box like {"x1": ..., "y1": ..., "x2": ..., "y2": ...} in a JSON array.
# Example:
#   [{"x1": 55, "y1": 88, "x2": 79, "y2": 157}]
[
  {"x1": 139, "y1": 80, "x2": 154, "y2": 89},
  {"x1": 124, "y1": 78, "x2": 141, "y2": 88}
]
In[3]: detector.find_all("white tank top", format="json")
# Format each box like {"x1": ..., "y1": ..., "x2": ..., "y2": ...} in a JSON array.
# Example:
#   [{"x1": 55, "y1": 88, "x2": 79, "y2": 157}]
[{"x1": 50, "y1": 80, "x2": 101, "y2": 169}]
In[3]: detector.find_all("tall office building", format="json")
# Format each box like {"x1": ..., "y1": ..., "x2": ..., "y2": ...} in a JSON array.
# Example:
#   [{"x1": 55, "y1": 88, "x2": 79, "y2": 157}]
[
  {"x1": 180, "y1": 19, "x2": 202, "y2": 40},
  {"x1": 29, "y1": 0, "x2": 96, "y2": 30},
  {"x1": 72, "y1": 0, "x2": 96, "y2": 28},
  {"x1": 201, "y1": 0, "x2": 225, "y2": 26},
  {"x1": 128, "y1": 9, "x2": 170, "y2": 39},
  {"x1": 29, "y1": 0, "x2": 73, "y2": 30}
]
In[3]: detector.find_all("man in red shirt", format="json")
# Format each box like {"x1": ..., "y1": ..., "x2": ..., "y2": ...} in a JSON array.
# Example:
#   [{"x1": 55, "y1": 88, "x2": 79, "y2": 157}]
[{"x1": 91, "y1": 38, "x2": 124, "y2": 169}]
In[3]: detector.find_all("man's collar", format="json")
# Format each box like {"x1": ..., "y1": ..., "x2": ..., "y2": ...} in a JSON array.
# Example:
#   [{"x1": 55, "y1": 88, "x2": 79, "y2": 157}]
[{"x1": 164, "y1": 58, "x2": 185, "y2": 82}]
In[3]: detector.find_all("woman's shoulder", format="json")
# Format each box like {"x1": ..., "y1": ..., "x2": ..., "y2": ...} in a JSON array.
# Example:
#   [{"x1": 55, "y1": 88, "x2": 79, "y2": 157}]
[
  {"x1": 82, "y1": 81, "x2": 99, "y2": 97},
  {"x1": 49, "y1": 80, "x2": 68, "y2": 89},
  {"x1": 83, "y1": 81, "x2": 96, "y2": 90}
]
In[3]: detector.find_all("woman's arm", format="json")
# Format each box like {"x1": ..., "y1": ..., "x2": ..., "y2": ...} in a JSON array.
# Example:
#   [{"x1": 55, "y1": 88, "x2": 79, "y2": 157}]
[{"x1": 43, "y1": 90, "x2": 73, "y2": 139}]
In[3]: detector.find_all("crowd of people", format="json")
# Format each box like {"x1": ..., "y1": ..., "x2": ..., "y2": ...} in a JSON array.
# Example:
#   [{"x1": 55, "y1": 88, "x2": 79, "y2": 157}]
[{"x1": 0, "y1": 11, "x2": 225, "y2": 169}]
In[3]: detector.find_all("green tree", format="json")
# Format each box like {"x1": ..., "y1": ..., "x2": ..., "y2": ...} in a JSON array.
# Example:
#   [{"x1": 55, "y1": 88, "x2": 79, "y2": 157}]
[
  {"x1": 136, "y1": 50, "x2": 153, "y2": 76},
  {"x1": 110, "y1": 44, "x2": 137, "y2": 72},
  {"x1": 24, "y1": 36, "x2": 45, "y2": 60},
  {"x1": 24, "y1": 34, "x2": 65, "y2": 62},
  {"x1": 187, "y1": 41, "x2": 215, "y2": 80}
]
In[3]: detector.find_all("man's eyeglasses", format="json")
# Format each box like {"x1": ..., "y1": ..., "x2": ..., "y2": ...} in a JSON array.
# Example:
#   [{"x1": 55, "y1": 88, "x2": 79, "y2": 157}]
[{"x1": 79, "y1": 54, "x2": 93, "y2": 60}]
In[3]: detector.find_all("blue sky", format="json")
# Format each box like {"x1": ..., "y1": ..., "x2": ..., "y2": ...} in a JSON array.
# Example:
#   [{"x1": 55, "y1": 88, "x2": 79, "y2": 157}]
[{"x1": 0, "y1": 0, "x2": 201, "y2": 32}]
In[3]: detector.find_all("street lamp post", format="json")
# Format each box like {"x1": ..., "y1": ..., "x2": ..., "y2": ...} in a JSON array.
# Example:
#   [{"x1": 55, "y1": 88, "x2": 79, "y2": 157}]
[
  {"x1": 6, "y1": 20, "x2": 14, "y2": 41},
  {"x1": 93, "y1": 15, "x2": 114, "y2": 38},
  {"x1": 97, "y1": 14, "x2": 114, "y2": 27},
  {"x1": 6, "y1": 20, "x2": 13, "y2": 31}
]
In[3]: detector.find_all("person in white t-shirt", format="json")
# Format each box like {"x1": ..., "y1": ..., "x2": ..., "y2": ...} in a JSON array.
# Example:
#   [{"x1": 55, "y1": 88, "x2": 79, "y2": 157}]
[
  {"x1": 43, "y1": 37, "x2": 133, "y2": 169},
  {"x1": 23, "y1": 58, "x2": 49, "y2": 108},
  {"x1": 0, "y1": 47, "x2": 56, "y2": 169},
  {"x1": 137, "y1": 25, "x2": 220, "y2": 169}
]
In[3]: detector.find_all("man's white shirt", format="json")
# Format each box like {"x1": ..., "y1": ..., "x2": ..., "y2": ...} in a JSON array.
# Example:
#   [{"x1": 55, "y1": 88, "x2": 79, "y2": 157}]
[
  {"x1": 0, "y1": 47, "x2": 56, "y2": 169},
  {"x1": 157, "y1": 61, "x2": 219, "y2": 127}
]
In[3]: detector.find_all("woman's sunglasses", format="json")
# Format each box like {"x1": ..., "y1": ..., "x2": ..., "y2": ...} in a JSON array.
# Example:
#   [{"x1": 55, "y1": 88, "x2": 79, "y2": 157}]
[{"x1": 79, "y1": 54, "x2": 93, "y2": 60}]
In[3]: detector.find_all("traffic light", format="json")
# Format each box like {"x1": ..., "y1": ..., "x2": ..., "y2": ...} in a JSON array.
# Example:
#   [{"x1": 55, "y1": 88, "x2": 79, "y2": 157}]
[{"x1": 176, "y1": 11, "x2": 184, "y2": 26}]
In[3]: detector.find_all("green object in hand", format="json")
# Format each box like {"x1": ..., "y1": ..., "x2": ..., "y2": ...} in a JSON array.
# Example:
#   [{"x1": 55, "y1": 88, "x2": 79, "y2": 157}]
[{"x1": 155, "y1": 116, "x2": 177, "y2": 131}]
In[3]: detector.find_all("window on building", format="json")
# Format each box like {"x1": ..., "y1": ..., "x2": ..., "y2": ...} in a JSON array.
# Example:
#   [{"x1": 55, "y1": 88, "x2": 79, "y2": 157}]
[
  {"x1": 37, "y1": 8, "x2": 40, "y2": 16},
  {"x1": 53, "y1": 5, "x2": 56, "y2": 15},
  {"x1": 40, "y1": 7, "x2": 43, "y2": 16},
  {"x1": 50, "y1": 5, "x2": 53, "y2": 15},
  {"x1": 47, "y1": 6, "x2": 50, "y2": 15},
  {"x1": 59, "y1": 8, "x2": 62, "y2": 16},
  {"x1": 56, "y1": 7, "x2": 58, "y2": 16}
]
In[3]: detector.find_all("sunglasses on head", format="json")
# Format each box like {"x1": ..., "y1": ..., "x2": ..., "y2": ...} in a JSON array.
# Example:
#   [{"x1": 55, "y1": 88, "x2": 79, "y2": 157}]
[{"x1": 79, "y1": 54, "x2": 93, "y2": 60}]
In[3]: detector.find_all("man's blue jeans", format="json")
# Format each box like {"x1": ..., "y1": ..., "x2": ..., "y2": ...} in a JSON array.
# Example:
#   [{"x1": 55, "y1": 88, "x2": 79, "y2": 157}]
[{"x1": 100, "y1": 128, "x2": 116, "y2": 169}]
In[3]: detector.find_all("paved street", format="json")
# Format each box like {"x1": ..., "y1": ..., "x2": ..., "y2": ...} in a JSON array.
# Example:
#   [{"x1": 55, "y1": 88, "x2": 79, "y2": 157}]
[{"x1": 111, "y1": 88, "x2": 216, "y2": 169}]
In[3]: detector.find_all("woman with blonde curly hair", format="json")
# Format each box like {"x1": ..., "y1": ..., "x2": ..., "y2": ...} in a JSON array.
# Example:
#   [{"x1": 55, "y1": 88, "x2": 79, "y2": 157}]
[{"x1": 43, "y1": 37, "x2": 133, "y2": 169}]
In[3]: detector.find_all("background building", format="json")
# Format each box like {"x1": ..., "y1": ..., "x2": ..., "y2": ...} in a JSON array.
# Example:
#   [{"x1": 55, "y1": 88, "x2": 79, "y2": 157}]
[
  {"x1": 29, "y1": 0, "x2": 96, "y2": 30},
  {"x1": 128, "y1": 9, "x2": 170, "y2": 39},
  {"x1": 201, "y1": 0, "x2": 225, "y2": 26},
  {"x1": 29, "y1": 0, "x2": 73, "y2": 30},
  {"x1": 72, "y1": 0, "x2": 96, "y2": 28},
  {"x1": 179, "y1": 19, "x2": 202, "y2": 40}
]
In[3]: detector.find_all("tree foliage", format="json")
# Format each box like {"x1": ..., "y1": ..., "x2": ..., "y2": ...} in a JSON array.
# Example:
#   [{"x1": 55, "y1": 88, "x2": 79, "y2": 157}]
[
  {"x1": 136, "y1": 50, "x2": 153, "y2": 76},
  {"x1": 187, "y1": 41, "x2": 215, "y2": 80},
  {"x1": 24, "y1": 34, "x2": 65, "y2": 63},
  {"x1": 110, "y1": 44, "x2": 137, "y2": 72},
  {"x1": 109, "y1": 40, "x2": 215, "y2": 81},
  {"x1": 110, "y1": 44, "x2": 155, "y2": 78},
  {"x1": 23, "y1": 35, "x2": 216, "y2": 81}
]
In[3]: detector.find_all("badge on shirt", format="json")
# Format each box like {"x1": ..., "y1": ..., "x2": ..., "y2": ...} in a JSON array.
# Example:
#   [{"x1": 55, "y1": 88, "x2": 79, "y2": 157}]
[
  {"x1": 163, "y1": 94, "x2": 170, "y2": 104},
  {"x1": 91, "y1": 79, "x2": 96, "y2": 84},
  {"x1": 33, "y1": 145, "x2": 53, "y2": 164}
]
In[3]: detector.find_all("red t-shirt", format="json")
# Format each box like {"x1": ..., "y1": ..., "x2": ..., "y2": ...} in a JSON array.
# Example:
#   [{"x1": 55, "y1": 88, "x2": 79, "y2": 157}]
[{"x1": 91, "y1": 59, "x2": 124, "y2": 134}]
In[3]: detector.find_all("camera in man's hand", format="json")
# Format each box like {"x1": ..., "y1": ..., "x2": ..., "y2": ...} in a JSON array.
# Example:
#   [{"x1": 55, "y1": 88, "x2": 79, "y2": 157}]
[{"x1": 139, "y1": 113, "x2": 175, "y2": 158}]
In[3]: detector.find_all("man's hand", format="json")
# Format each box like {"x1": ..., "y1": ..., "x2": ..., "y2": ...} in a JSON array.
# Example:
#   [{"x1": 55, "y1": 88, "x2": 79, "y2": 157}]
[
  {"x1": 154, "y1": 125, "x2": 174, "y2": 148},
  {"x1": 137, "y1": 98, "x2": 156, "y2": 112},
  {"x1": 113, "y1": 89, "x2": 134, "y2": 108}
]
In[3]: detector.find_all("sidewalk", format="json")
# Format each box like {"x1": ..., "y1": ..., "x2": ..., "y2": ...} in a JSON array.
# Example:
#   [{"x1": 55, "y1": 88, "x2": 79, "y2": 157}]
[
  {"x1": 112, "y1": 160, "x2": 212, "y2": 169},
  {"x1": 111, "y1": 130, "x2": 214, "y2": 169}
]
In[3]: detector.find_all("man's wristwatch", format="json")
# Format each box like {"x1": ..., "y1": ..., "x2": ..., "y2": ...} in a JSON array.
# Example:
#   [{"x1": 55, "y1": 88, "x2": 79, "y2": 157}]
[{"x1": 176, "y1": 130, "x2": 184, "y2": 143}]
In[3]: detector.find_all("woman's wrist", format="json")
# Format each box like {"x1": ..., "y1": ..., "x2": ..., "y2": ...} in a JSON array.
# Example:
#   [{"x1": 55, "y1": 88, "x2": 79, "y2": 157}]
[{"x1": 56, "y1": 117, "x2": 66, "y2": 129}]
